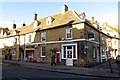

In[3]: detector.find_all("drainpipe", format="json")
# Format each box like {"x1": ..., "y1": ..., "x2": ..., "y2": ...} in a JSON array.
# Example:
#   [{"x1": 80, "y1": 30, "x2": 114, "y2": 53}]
[
  {"x1": 18, "y1": 35, "x2": 20, "y2": 61},
  {"x1": 99, "y1": 32, "x2": 101, "y2": 63},
  {"x1": 24, "y1": 34, "x2": 26, "y2": 61}
]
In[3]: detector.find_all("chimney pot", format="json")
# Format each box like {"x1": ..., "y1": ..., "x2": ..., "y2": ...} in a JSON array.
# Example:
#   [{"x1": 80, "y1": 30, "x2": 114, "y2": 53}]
[
  {"x1": 33, "y1": 12, "x2": 37, "y2": 20},
  {"x1": 61, "y1": 4, "x2": 68, "y2": 14}
]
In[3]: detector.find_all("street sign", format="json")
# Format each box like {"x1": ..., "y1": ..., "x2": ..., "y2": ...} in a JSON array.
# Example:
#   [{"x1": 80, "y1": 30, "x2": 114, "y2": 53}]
[{"x1": 83, "y1": 41, "x2": 86, "y2": 46}]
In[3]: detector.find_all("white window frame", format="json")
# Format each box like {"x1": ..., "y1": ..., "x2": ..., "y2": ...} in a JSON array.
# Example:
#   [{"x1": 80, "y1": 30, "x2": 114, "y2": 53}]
[
  {"x1": 41, "y1": 32, "x2": 46, "y2": 42},
  {"x1": 46, "y1": 17, "x2": 53, "y2": 25},
  {"x1": 28, "y1": 35, "x2": 31, "y2": 42},
  {"x1": 66, "y1": 28, "x2": 72, "y2": 39},
  {"x1": 41, "y1": 47, "x2": 46, "y2": 57},
  {"x1": 61, "y1": 43, "x2": 77, "y2": 60},
  {"x1": 101, "y1": 49, "x2": 107, "y2": 59}
]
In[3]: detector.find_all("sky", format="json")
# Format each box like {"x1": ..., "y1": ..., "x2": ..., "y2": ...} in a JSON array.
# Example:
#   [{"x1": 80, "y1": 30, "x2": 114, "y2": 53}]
[{"x1": 0, "y1": 1, "x2": 119, "y2": 29}]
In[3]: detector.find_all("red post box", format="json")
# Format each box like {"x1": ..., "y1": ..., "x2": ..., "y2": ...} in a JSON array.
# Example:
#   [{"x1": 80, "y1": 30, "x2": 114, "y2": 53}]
[{"x1": 56, "y1": 52, "x2": 60, "y2": 63}]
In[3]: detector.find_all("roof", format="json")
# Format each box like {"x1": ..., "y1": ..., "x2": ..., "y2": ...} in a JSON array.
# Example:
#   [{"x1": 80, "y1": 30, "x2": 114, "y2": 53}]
[
  {"x1": 108, "y1": 26, "x2": 120, "y2": 34},
  {"x1": 2, "y1": 9, "x2": 119, "y2": 40},
  {"x1": 0, "y1": 28, "x2": 9, "y2": 38},
  {"x1": 36, "y1": 10, "x2": 81, "y2": 31},
  {"x1": 6, "y1": 10, "x2": 82, "y2": 36}
]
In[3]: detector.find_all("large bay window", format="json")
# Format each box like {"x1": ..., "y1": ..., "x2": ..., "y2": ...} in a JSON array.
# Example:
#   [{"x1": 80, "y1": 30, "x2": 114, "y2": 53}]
[
  {"x1": 66, "y1": 28, "x2": 72, "y2": 39},
  {"x1": 62, "y1": 43, "x2": 77, "y2": 59}
]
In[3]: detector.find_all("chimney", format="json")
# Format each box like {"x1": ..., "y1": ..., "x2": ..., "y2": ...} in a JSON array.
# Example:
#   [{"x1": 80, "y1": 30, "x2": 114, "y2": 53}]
[
  {"x1": 13, "y1": 21, "x2": 16, "y2": 29},
  {"x1": 22, "y1": 22, "x2": 26, "y2": 26},
  {"x1": 61, "y1": 4, "x2": 68, "y2": 14},
  {"x1": 103, "y1": 22, "x2": 108, "y2": 26},
  {"x1": 91, "y1": 17, "x2": 94, "y2": 23},
  {"x1": 33, "y1": 12, "x2": 37, "y2": 20}
]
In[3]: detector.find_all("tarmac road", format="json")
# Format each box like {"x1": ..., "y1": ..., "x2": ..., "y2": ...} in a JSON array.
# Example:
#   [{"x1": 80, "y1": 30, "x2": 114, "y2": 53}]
[{"x1": 2, "y1": 63, "x2": 119, "y2": 80}]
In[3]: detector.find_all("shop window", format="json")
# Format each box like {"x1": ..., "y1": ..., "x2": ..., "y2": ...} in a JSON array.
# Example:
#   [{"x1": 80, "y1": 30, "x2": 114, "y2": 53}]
[
  {"x1": 66, "y1": 28, "x2": 72, "y2": 39},
  {"x1": 62, "y1": 44, "x2": 77, "y2": 59},
  {"x1": 63, "y1": 46, "x2": 66, "y2": 58},
  {"x1": 73, "y1": 45, "x2": 76, "y2": 58},
  {"x1": 41, "y1": 47, "x2": 46, "y2": 57},
  {"x1": 41, "y1": 32, "x2": 46, "y2": 41}
]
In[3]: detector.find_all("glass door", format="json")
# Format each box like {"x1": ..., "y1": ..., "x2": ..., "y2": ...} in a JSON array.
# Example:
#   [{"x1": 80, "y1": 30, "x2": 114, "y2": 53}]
[{"x1": 67, "y1": 50, "x2": 72, "y2": 58}]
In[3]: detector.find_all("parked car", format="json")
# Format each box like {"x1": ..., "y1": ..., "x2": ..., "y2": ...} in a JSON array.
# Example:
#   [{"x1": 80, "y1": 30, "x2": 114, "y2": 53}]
[{"x1": 116, "y1": 55, "x2": 120, "y2": 63}]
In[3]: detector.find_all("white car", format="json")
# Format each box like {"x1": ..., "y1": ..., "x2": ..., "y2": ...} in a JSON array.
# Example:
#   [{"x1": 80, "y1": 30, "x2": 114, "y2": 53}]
[{"x1": 116, "y1": 55, "x2": 120, "y2": 63}]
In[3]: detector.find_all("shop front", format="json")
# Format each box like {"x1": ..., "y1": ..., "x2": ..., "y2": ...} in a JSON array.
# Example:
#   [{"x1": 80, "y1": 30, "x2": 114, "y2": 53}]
[
  {"x1": 61, "y1": 43, "x2": 77, "y2": 66},
  {"x1": 25, "y1": 50, "x2": 34, "y2": 62}
]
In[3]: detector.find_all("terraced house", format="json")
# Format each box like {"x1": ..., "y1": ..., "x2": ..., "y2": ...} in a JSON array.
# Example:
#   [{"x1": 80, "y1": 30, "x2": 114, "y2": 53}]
[{"x1": 0, "y1": 4, "x2": 119, "y2": 67}]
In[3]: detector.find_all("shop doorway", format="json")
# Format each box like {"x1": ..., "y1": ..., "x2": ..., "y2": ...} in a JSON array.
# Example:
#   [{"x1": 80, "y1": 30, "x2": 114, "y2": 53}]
[{"x1": 26, "y1": 50, "x2": 34, "y2": 62}]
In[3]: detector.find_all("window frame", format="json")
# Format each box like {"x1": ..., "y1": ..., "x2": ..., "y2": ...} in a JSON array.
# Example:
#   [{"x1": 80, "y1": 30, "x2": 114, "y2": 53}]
[
  {"x1": 12, "y1": 48, "x2": 16, "y2": 55},
  {"x1": 61, "y1": 43, "x2": 77, "y2": 60},
  {"x1": 28, "y1": 35, "x2": 32, "y2": 42},
  {"x1": 66, "y1": 28, "x2": 72, "y2": 39},
  {"x1": 41, "y1": 47, "x2": 46, "y2": 57},
  {"x1": 41, "y1": 32, "x2": 46, "y2": 42}
]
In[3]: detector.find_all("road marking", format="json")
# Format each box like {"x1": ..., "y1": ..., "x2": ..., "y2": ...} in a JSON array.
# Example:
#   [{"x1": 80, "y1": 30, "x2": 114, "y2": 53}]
[{"x1": 19, "y1": 78, "x2": 27, "y2": 80}]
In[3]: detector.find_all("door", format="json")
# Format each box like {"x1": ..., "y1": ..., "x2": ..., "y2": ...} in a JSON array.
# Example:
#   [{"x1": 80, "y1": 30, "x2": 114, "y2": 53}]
[
  {"x1": 20, "y1": 50, "x2": 24, "y2": 61},
  {"x1": 66, "y1": 46, "x2": 73, "y2": 66},
  {"x1": 67, "y1": 50, "x2": 72, "y2": 58}
]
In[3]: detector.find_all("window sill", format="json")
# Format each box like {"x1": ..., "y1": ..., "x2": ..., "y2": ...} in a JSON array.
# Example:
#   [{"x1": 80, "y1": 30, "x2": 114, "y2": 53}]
[
  {"x1": 41, "y1": 56, "x2": 46, "y2": 58},
  {"x1": 66, "y1": 38, "x2": 72, "y2": 40}
]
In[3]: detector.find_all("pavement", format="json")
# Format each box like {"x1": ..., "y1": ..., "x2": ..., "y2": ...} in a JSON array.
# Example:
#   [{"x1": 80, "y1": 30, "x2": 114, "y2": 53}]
[{"x1": 2, "y1": 60, "x2": 120, "y2": 78}]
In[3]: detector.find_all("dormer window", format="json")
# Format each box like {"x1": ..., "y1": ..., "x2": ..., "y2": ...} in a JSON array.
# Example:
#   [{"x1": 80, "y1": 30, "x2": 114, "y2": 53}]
[
  {"x1": 81, "y1": 12, "x2": 86, "y2": 21},
  {"x1": 3, "y1": 32, "x2": 7, "y2": 37},
  {"x1": 46, "y1": 17, "x2": 53, "y2": 25},
  {"x1": 0, "y1": 30, "x2": 3, "y2": 36}
]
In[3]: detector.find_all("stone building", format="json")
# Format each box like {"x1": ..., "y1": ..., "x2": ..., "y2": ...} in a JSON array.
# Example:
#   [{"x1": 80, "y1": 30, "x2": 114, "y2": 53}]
[{"x1": 0, "y1": 4, "x2": 119, "y2": 67}]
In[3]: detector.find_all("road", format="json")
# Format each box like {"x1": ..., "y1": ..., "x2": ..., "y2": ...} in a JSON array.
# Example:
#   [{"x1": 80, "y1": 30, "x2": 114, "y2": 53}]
[{"x1": 2, "y1": 63, "x2": 119, "y2": 80}]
